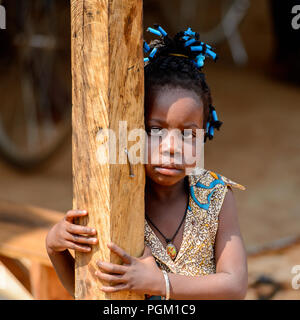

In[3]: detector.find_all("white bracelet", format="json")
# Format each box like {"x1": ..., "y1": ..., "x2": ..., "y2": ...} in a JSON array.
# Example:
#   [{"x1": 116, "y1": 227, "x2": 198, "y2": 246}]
[{"x1": 162, "y1": 270, "x2": 170, "y2": 300}]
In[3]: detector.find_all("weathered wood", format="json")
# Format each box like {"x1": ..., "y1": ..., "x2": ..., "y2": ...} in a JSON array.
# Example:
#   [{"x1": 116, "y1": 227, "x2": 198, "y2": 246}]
[
  {"x1": 71, "y1": 0, "x2": 145, "y2": 299},
  {"x1": 0, "y1": 200, "x2": 74, "y2": 299}
]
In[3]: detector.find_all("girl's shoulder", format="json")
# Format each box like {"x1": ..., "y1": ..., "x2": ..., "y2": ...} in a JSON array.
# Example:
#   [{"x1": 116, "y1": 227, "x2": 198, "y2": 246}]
[{"x1": 187, "y1": 167, "x2": 246, "y2": 191}]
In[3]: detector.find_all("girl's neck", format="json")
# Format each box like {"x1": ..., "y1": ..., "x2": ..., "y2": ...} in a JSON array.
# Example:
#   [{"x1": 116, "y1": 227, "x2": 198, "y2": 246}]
[{"x1": 146, "y1": 176, "x2": 189, "y2": 204}]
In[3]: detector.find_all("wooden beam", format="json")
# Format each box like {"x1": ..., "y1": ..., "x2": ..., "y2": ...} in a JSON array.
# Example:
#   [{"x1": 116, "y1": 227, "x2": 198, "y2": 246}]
[
  {"x1": 0, "y1": 255, "x2": 31, "y2": 293},
  {"x1": 29, "y1": 262, "x2": 73, "y2": 300},
  {"x1": 71, "y1": 0, "x2": 145, "y2": 299},
  {"x1": 0, "y1": 200, "x2": 74, "y2": 299},
  {"x1": 0, "y1": 200, "x2": 65, "y2": 266}
]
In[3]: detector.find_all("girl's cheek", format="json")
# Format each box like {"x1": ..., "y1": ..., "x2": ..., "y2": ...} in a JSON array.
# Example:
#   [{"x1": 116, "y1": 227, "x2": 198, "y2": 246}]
[
  {"x1": 147, "y1": 136, "x2": 160, "y2": 165},
  {"x1": 183, "y1": 141, "x2": 197, "y2": 167}
]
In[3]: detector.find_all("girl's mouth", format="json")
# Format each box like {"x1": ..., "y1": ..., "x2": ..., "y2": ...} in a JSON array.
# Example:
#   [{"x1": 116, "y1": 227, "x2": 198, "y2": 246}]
[{"x1": 154, "y1": 166, "x2": 183, "y2": 176}]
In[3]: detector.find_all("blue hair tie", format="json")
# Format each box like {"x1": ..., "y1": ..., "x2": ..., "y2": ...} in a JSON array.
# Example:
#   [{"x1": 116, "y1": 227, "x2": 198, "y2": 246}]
[
  {"x1": 196, "y1": 54, "x2": 205, "y2": 68},
  {"x1": 205, "y1": 48, "x2": 217, "y2": 61},
  {"x1": 143, "y1": 41, "x2": 151, "y2": 53},
  {"x1": 144, "y1": 25, "x2": 218, "y2": 71},
  {"x1": 209, "y1": 105, "x2": 223, "y2": 131},
  {"x1": 200, "y1": 41, "x2": 212, "y2": 49},
  {"x1": 184, "y1": 38, "x2": 197, "y2": 47},
  {"x1": 191, "y1": 45, "x2": 217, "y2": 61},
  {"x1": 190, "y1": 45, "x2": 204, "y2": 52},
  {"x1": 212, "y1": 109, "x2": 218, "y2": 122},
  {"x1": 147, "y1": 27, "x2": 162, "y2": 37},
  {"x1": 149, "y1": 47, "x2": 158, "y2": 59},
  {"x1": 209, "y1": 125, "x2": 214, "y2": 138},
  {"x1": 206, "y1": 121, "x2": 210, "y2": 133},
  {"x1": 184, "y1": 27, "x2": 196, "y2": 37},
  {"x1": 154, "y1": 25, "x2": 168, "y2": 37}
]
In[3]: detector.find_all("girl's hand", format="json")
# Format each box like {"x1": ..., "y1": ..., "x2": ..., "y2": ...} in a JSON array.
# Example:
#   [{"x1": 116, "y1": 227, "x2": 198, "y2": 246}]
[
  {"x1": 46, "y1": 210, "x2": 98, "y2": 254},
  {"x1": 95, "y1": 243, "x2": 165, "y2": 296}
]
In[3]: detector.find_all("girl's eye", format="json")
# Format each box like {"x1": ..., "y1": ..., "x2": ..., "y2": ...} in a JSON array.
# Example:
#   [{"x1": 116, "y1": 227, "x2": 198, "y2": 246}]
[
  {"x1": 182, "y1": 130, "x2": 196, "y2": 138},
  {"x1": 148, "y1": 127, "x2": 164, "y2": 136}
]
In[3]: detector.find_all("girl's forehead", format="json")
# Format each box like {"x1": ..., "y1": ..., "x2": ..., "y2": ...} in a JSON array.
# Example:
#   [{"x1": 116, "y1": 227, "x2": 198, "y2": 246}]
[
  {"x1": 150, "y1": 86, "x2": 201, "y2": 105},
  {"x1": 146, "y1": 87, "x2": 203, "y2": 124}
]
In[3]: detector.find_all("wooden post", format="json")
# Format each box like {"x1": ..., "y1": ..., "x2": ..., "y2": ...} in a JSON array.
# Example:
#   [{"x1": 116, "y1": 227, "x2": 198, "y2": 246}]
[{"x1": 71, "y1": 0, "x2": 145, "y2": 299}]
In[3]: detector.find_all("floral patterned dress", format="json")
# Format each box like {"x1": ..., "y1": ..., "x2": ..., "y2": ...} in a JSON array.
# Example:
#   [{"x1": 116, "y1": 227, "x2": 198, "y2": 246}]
[{"x1": 144, "y1": 168, "x2": 246, "y2": 300}]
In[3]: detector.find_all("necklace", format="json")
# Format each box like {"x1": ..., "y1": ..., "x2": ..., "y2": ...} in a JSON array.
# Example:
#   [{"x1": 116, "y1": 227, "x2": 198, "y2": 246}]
[{"x1": 145, "y1": 199, "x2": 189, "y2": 260}]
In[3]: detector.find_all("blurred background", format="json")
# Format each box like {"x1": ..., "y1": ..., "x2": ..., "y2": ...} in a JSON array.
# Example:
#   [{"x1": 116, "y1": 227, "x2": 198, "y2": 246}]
[{"x1": 0, "y1": 0, "x2": 299, "y2": 300}]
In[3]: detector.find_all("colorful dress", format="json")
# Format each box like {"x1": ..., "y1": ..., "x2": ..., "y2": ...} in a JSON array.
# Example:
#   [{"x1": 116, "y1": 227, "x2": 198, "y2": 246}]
[{"x1": 144, "y1": 168, "x2": 246, "y2": 300}]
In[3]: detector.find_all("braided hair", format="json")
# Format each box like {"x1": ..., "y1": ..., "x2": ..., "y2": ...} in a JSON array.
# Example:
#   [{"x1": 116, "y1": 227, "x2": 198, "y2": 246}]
[{"x1": 144, "y1": 25, "x2": 223, "y2": 142}]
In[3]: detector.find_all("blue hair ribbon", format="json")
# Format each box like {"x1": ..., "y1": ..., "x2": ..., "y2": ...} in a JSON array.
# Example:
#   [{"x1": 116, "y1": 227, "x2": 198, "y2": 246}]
[
  {"x1": 143, "y1": 41, "x2": 151, "y2": 53},
  {"x1": 147, "y1": 27, "x2": 162, "y2": 37},
  {"x1": 209, "y1": 125, "x2": 214, "y2": 138},
  {"x1": 156, "y1": 25, "x2": 168, "y2": 37},
  {"x1": 206, "y1": 121, "x2": 210, "y2": 133},
  {"x1": 212, "y1": 109, "x2": 218, "y2": 122},
  {"x1": 149, "y1": 47, "x2": 158, "y2": 58},
  {"x1": 196, "y1": 54, "x2": 205, "y2": 68},
  {"x1": 184, "y1": 27, "x2": 196, "y2": 37},
  {"x1": 184, "y1": 38, "x2": 197, "y2": 47}
]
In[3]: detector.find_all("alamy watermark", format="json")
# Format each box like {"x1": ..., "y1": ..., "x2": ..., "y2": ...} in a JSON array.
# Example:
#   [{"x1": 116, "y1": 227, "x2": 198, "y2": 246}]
[
  {"x1": 95, "y1": 121, "x2": 205, "y2": 176},
  {"x1": 291, "y1": 265, "x2": 300, "y2": 290},
  {"x1": 292, "y1": 5, "x2": 300, "y2": 30},
  {"x1": 0, "y1": 4, "x2": 6, "y2": 30}
]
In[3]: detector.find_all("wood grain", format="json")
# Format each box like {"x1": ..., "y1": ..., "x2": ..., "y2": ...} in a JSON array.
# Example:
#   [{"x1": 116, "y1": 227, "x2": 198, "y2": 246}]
[{"x1": 71, "y1": 0, "x2": 145, "y2": 300}]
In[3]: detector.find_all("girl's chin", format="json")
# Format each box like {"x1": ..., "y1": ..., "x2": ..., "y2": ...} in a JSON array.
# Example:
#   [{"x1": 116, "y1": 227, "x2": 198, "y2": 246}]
[{"x1": 146, "y1": 167, "x2": 185, "y2": 185}]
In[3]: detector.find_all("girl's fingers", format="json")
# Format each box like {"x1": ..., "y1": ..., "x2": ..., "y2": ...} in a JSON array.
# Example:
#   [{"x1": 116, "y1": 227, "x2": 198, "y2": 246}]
[
  {"x1": 65, "y1": 232, "x2": 98, "y2": 245},
  {"x1": 107, "y1": 242, "x2": 132, "y2": 265},
  {"x1": 100, "y1": 284, "x2": 129, "y2": 293},
  {"x1": 95, "y1": 271, "x2": 126, "y2": 284},
  {"x1": 64, "y1": 240, "x2": 92, "y2": 253},
  {"x1": 65, "y1": 210, "x2": 88, "y2": 223},
  {"x1": 96, "y1": 260, "x2": 128, "y2": 275},
  {"x1": 65, "y1": 222, "x2": 97, "y2": 236}
]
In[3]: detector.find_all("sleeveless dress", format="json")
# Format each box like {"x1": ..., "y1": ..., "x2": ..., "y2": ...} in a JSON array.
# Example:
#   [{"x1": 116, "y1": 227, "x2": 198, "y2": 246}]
[{"x1": 144, "y1": 168, "x2": 246, "y2": 300}]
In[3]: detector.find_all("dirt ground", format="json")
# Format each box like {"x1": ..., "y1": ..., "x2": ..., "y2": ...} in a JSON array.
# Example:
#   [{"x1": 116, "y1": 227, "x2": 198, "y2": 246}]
[
  {"x1": 0, "y1": 0, "x2": 299, "y2": 299},
  {"x1": 246, "y1": 240, "x2": 300, "y2": 300}
]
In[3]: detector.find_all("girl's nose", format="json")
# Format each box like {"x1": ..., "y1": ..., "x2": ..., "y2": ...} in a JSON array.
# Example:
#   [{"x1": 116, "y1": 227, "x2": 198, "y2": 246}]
[{"x1": 161, "y1": 129, "x2": 182, "y2": 157}]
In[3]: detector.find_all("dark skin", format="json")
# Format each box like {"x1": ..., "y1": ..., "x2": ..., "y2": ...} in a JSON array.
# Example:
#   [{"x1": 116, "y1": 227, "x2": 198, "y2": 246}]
[{"x1": 46, "y1": 86, "x2": 248, "y2": 299}]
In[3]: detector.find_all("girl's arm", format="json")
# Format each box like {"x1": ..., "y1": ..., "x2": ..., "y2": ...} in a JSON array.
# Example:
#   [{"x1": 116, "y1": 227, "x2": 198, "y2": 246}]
[
  {"x1": 46, "y1": 243, "x2": 75, "y2": 297},
  {"x1": 45, "y1": 210, "x2": 99, "y2": 298},
  {"x1": 164, "y1": 187, "x2": 248, "y2": 300},
  {"x1": 95, "y1": 187, "x2": 248, "y2": 299}
]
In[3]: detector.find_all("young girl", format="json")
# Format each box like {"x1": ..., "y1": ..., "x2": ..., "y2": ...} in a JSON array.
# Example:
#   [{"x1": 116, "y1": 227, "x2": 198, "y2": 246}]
[{"x1": 46, "y1": 25, "x2": 248, "y2": 300}]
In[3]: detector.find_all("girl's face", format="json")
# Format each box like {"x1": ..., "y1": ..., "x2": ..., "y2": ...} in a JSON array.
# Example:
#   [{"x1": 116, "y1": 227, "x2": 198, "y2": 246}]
[{"x1": 145, "y1": 86, "x2": 204, "y2": 186}]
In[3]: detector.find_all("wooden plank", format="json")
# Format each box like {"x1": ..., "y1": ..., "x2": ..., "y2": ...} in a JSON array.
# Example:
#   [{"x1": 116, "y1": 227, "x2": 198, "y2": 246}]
[
  {"x1": 71, "y1": 0, "x2": 145, "y2": 300},
  {"x1": 29, "y1": 262, "x2": 73, "y2": 300},
  {"x1": 0, "y1": 255, "x2": 31, "y2": 293},
  {"x1": 0, "y1": 260, "x2": 33, "y2": 300},
  {"x1": 0, "y1": 201, "x2": 66, "y2": 266},
  {"x1": 0, "y1": 200, "x2": 74, "y2": 299}
]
